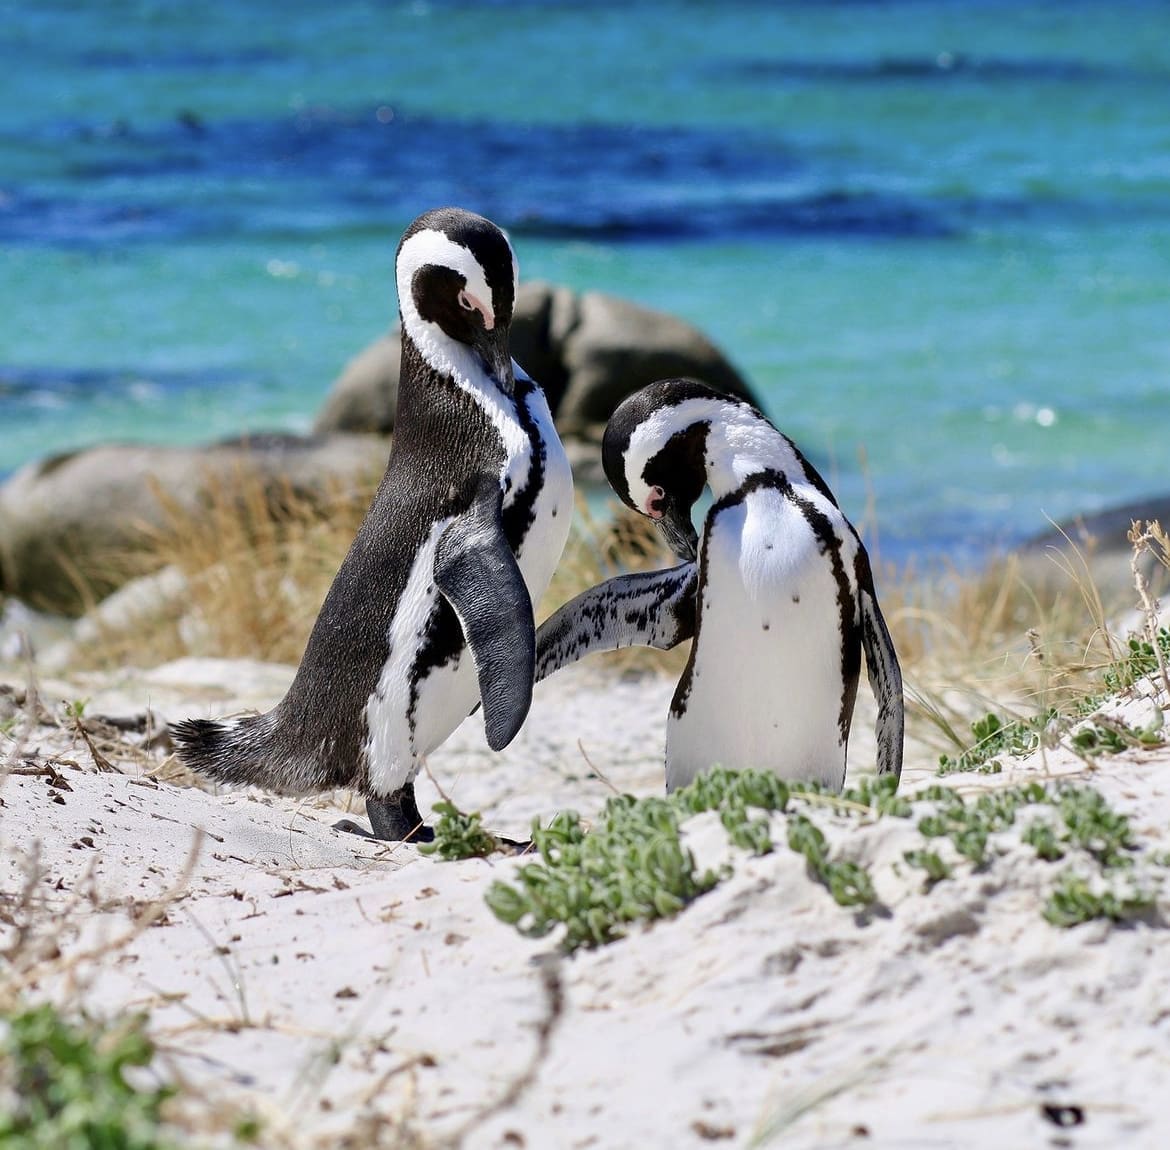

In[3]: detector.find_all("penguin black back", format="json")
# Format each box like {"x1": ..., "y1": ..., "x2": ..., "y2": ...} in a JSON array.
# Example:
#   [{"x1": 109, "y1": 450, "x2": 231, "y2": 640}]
[{"x1": 172, "y1": 207, "x2": 574, "y2": 840}]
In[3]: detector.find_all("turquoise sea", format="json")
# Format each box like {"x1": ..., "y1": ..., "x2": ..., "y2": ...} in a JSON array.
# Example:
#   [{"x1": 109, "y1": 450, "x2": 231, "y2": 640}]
[{"x1": 2, "y1": 0, "x2": 1169, "y2": 566}]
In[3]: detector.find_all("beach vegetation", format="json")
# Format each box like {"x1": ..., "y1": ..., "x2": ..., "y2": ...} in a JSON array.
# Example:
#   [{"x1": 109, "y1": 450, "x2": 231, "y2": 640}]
[
  {"x1": 481, "y1": 767, "x2": 1163, "y2": 950},
  {"x1": 418, "y1": 800, "x2": 500, "y2": 861},
  {"x1": 0, "y1": 1003, "x2": 176, "y2": 1150},
  {"x1": 1043, "y1": 871, "x2": 1158, "y2": 928}
]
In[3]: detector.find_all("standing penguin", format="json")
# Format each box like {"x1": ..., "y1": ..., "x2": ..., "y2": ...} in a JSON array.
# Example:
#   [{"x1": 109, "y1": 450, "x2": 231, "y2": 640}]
[
  {"x1": 536, "y1": 378, "x2": 902, "y2": 791},
  {"x1": 172, "y1": 208, "x2": 573, "y2": 840}
]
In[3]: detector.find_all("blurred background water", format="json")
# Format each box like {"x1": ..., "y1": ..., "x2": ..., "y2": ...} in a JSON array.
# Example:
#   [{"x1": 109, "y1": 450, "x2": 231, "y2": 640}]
[{"x1": 1, "y1": 0, "x2": 1168, "y2": 567}]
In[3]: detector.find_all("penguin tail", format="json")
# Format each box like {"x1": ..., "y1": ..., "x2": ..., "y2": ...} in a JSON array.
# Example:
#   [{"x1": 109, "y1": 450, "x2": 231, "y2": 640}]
[{"x1": 170, "y1": 711, "x2": 328, "y2": 796}]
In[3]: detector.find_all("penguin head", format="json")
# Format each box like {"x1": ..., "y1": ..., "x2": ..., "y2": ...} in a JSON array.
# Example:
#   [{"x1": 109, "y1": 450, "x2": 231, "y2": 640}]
[
  {"x1": 603, "y1": 378, "x2": 748, "y2": 562},
  {"x1": 396, "y1": 207, "x2": 519, "y2": 391}
]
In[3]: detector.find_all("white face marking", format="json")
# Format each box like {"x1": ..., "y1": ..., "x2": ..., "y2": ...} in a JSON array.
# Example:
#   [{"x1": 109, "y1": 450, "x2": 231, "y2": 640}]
[
  {"x1": 396, "y1": 225, "x2": 526, "y2": 487},
  {"x1": 395, "y1": 226, "x2": 518, "y2": 380},
  {"x1": 623, "y1": 396, "x2": 729, "y2": 514},
  {"x1": 625, "y1": 396, "x2": 814, "y2": 510}
]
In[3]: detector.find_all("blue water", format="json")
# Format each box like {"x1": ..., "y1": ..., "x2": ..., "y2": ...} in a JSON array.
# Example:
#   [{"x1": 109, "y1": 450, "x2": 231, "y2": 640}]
[{"x1": 2, "y1": 0, "x2": 1169, "y2": 566}]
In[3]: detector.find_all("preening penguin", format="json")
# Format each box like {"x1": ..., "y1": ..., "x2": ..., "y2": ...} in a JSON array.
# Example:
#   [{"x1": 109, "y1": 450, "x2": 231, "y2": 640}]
[
  {"x1": 536, "y1": 377, "x2": 902, "y2": 792},
  {"x1": 172, "y1": 208, "x2": 573, "y2": 840}
]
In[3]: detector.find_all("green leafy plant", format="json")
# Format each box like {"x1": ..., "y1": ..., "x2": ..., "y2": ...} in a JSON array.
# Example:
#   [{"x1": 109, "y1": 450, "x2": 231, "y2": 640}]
[
  {"x1": 1020, "y1": 819, "x2": 1066, "y2": 862},
  {"x1": 0, "y1": 1004, "x2": 176, "y2": 1150},
  {"x1": 937, "y1": 711, "x2": 1055, "y2": 775},
  {"x1": 482, "y1": 760, "x2": 1161, "y2": 949},
  {"x1": 1043, "y1": 871, "x2": 1158, "y2": 928},
  {"x1": 1071, "y1": 724, "x2": 1129, "y2": 755},
  {"x1": 418, "y1": 801, "x2": 499, "y2": 860},
  {"x1": 485, "y1": 798, "x2": 720, "y2": 951},
  {"x1": 1103, "y1": 629, "x2": 1170, "y2": 693},
  {"x1": 915, "y1": 782, "x2": 1048, "y2": 868},
  {"x1": 485, "y1": 768, "x2": 893, "y2": 951},
  {"x1": 1056, "y1": 786, "x2": 1137, "y2": 869},
  {"x1": 786, "y1": 813, "x2": 875, "y2": 908},
  {"x1": 903, "y1": 848, "x2": 952, "y2": 888}
]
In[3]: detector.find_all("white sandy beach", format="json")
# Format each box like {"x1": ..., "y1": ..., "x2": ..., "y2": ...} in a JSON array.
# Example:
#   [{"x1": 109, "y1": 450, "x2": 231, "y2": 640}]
[{"x1": 2, "y1": 655, "x2": 1169, "y2": 1149}]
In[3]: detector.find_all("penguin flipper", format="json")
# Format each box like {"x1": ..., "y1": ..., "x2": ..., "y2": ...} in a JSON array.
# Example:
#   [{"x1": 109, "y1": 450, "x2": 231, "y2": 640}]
[
  {"x1": 434, "y1": 493, "x2": 535, "y2": 753},
  {"x1": 858, "y1": 576, "x2": 905, "y2": 782},
  {"x1": 536, "y1": 562, "x2": 698, "y2": 682}
]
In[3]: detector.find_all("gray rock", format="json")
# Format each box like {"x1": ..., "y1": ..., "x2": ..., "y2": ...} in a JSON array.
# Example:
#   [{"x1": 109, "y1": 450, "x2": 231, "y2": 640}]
[
  {"x1": 312, "y1": 281, "x2": 757, "y2": 441},
  {"x1": 554, "y1": 288, "x2": 754, "y2": 431},
  {"x1": 313, "y1": 334, "x2": 401, "y2": 436},
  {"x1": 0, "y1": 433, "x2": 389, "y2": 616}
]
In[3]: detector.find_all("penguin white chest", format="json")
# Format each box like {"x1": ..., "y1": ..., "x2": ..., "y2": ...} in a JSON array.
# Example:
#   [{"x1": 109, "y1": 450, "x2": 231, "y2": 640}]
[
  {"x1": 666, "y1": 487, "x2": 858, "y2": 791},
  {"x1": 362, "y1": 518, "x2": 479, "y2": 794}
]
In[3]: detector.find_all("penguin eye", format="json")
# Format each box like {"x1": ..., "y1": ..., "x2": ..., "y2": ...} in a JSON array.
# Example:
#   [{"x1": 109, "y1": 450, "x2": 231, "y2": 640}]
[
  {"x1": 457, "y1": 291, "x2": 475, "y2": 311},
  {"x1": 644, "y1": 485, "x2": 667, "y2": 520}
]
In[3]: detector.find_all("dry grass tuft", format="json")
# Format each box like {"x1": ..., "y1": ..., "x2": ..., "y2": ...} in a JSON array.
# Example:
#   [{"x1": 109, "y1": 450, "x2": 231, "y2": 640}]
[
  {"x1": 56, "y1": 455, "x2": 1168, "y2": 776},
  {"x1": 885, "y1": 542, "x2": 1138, "y2": 760},
  {"x1": 71, "y1": 465, "x2": 380, "y2": 670}
]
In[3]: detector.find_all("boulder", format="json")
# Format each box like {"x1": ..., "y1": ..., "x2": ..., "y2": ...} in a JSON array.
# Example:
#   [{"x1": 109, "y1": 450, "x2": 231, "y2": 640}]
[
  {"x1": 312, "y1": 281, "x2": 757, "y2": 442},
  {"x1": 0, "y1": 433, "x2": 388, "y2": 617},
  {"x1": 313, "y1": 335, "x2": 401, "y2": 436},
  {"x1": 553, "y1": 288, "x2": 754, "y2": 432}
]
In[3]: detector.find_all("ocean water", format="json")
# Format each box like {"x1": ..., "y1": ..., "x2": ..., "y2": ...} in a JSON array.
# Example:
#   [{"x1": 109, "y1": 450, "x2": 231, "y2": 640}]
[{"x1": 2, "y1": 0, "x2": 1169, "y2": 567}]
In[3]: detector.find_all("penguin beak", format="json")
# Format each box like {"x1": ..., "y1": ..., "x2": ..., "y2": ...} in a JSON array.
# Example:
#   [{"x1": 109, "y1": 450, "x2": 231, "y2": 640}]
[
  {"x1": 473, "y1": 326, "x2": 515, "y2": 394},
  {"x1": 657, "y1": 500, "x2": 699, "y2": 562}
]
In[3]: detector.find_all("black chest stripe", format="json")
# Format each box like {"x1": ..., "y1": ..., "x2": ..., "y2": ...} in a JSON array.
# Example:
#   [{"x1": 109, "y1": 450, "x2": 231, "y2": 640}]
[
  {"x1": 673, "y1": 469, "x2": 860, "y2": 741},
  {"x1": 501, "y1": 377, "x2": 548, "y2": 550}
]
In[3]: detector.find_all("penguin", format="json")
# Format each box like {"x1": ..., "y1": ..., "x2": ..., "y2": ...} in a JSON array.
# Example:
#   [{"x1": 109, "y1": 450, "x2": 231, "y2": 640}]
[
  {"x1": 535, "y1": 377, "x2": 902, "y2": 792},
  {"x1": 171, "y1": 208, "x2": 574, "y2": 840}
]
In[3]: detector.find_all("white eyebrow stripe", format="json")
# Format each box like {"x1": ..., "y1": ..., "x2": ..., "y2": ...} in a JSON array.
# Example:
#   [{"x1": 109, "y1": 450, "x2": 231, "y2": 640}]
[
  {"x1": 396, "y1": 227, "x2": 497, "y2": 323},
  {"x1": 395, "y1": 227, "x2": 500, "y2": 385},
  {"x1": 624, "y1": 396, "x2": 729, "y2": 513}
]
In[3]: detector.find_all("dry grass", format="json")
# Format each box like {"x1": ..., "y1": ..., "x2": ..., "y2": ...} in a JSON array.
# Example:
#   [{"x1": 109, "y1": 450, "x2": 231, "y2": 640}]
[
  {"x1": 54, "y1": 459, "x2": 1168, "y2": 773},
  {"x1": 70, "y1": 466, "x2": 379, "y2": 670},
  {"x1": 885, "y1": 516, "x2": 1170, "y2": 762},
  {"x1": 69, "y1": 478, "x2": 688, "y2": 677}
]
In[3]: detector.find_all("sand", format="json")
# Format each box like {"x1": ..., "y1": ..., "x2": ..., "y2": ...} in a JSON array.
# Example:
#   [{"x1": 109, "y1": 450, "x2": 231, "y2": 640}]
[{"x1": 2, "y1": 655, "x2": 1169, "y2": 1149}]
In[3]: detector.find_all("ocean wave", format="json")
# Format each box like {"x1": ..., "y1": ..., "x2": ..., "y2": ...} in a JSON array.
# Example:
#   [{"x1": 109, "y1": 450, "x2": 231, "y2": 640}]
[
  {"x1": 0, "y1": 108, "x2": 955, "y2": 246},
  {"x1": 720, "y1": 53, "x2": 1170, "y2": 87},
  {"x1": 0, "y1": 364, "x2": 244, "y2": 398}
]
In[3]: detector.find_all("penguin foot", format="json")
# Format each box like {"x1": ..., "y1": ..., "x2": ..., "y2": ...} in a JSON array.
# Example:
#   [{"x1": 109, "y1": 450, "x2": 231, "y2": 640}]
[
  {"x1": 332, "y1": 786, "x2": 435, "y2": 843},
  {"x1": 494, "y1": 835, "x2": 534, "y2": 856}
]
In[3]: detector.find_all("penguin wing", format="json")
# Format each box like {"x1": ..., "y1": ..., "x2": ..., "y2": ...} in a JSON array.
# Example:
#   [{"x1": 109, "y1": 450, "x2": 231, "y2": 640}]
[
  {"x1": 536, "y1": 563, "x2": 698, "y2": 682},
  {"x1": 857, "y1": 574, "x2": 905, "y2": 782},
  {"x1": 434, "y1": 488, "x2": 535, "y2": 752}
]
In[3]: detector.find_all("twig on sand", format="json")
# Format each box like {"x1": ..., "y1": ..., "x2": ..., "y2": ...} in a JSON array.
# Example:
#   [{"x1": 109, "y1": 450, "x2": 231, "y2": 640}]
[
  {"x1": 72, "y1": 717, "x2": 119, "y2": 773},
  {"x1": 438, "y1": 957, "x2": 565, "y2": 1149},
  {"x1": 1128, "y1": 520, "x2": 1170, "y2": 702},
  {"x1": 576, "y1": 739, "x2": 621, "y2": 796}
]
